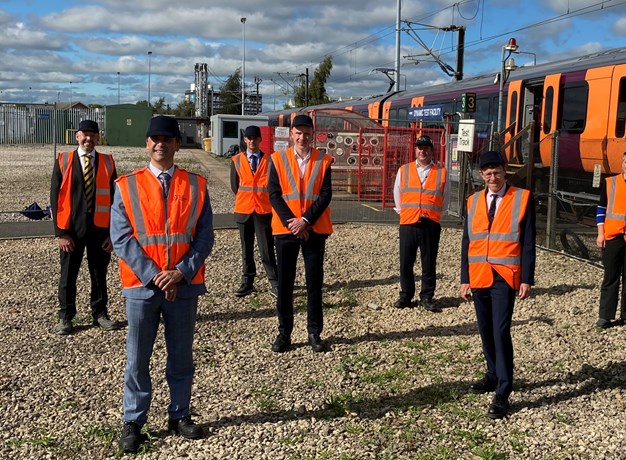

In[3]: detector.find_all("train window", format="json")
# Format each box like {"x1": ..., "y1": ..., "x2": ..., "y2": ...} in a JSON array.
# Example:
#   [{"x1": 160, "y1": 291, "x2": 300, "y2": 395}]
[
  {"x1": 508, "y1": 91, "x2": 518, "y2": 127},
  {"x1": 474, "y1": 98, "x2": 491, "y2": 132},
  {"x1": 544, "y1": 87, "x2": 554, "y2": 134},
  {"x1": 615, "y1": 78, "x2": 626, "y2": 138},
  {"x1": 388, "y1": 108, "x2": 398, "y2": 127},
  {"x1": 398, "y1": 107, "x2": 408, "y2": 127},
  {"x1": 559, "y1": 83, "x2": 588, "y2": 133}
]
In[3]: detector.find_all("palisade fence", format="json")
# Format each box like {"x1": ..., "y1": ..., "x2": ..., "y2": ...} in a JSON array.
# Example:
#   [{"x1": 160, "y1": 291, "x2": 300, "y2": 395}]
[{"x1": 0, "y1": 104, "x2": 104, "y2": 145}]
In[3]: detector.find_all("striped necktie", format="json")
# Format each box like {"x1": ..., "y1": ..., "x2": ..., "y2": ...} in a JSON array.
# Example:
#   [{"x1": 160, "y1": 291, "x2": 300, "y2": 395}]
[
  {"x1": 159, "y1": 172, "x2": 171, "y2": 198},
  {"x1": 83, "y1": 153, "x2": 94, "y2": 212}
]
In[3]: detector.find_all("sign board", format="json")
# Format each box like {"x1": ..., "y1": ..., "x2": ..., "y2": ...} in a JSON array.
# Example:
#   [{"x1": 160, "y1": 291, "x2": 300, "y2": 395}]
[
  {"x1": 274, "y1": 127, "x2": 289, "y2": 138},
  {"x1": 126, "y1": 119, "x2": 132, "y2": 126},
  {"x1": 457, "y1": 119, "x2": 475, "y2": 152},
  {"x1": 274, "y1": 141, "x2": 289, "y2": 152},
  {"x1": 461, "y1": 92, "x2": 476, "y2": 113},
  {"x1": 593, "y1": 163, "x2": 602, "y2": 188},
  {"x1": 408, "y1": 105, "x2": 444, "y2": 120}
]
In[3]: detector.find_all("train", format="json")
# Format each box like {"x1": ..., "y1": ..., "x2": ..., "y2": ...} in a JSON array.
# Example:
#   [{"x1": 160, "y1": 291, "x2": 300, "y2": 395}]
[{"x1": 263, "y1": 45, "x2": 626, "y2": 199}]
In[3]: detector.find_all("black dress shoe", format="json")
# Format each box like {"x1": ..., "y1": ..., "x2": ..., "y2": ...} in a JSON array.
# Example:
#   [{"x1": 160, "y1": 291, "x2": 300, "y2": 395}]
[
  {"x1": 168, "y1": 415, "x2": 203, "y2": 439},
  {"x1": 421, "y1": 298, "x2": 440, "y2": 312},
  {"x1": 487, "y1": 394, "x2": 510, "y2": 419},
  {"x1": 271, "y1": 334, "x2": 291, "y2": 353},
  {"x1": 308, "y1": 333, "x2": 325, "y2": 352},
  {"x1": 234, "y1": 283, "x2": 254, "y2": 297},
  {"x1": 469, "y1": 377, "x2": 497, "y2": 394},
  {"x1": 394, "y1": 298, "x2": 411, "y2": 309},
  {"x1": 119, "y1": 421, "x2": 145, "y2": 453}
]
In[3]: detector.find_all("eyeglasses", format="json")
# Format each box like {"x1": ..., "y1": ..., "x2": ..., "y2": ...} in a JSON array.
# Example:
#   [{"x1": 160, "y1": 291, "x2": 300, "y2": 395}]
[{"x1": 480, "y1": 170, "x2": 505, "y2": 178}]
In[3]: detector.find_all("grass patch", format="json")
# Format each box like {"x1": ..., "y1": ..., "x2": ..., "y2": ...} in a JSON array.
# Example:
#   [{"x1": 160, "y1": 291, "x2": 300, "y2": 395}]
[
  {"x1": 321, "y1": 391, "x2": 364, "y2": 418},
  {"x1": 252, "y1": 385, "x2": 280, "y2": 412},
  {"x1": 83, "y1": 423, "x2": 118, "y2": 444}
]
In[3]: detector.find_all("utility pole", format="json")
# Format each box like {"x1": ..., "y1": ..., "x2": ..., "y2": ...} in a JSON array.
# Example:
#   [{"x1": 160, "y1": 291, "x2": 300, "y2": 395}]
[
  {"x1": 455, "y1": 26, "x2": 465, "y2": 81},
  {"x1": 254, "y1": 76, "x2": 262, "y2": 114},
  {"x1": 304, "y1": 68, "x2": 309, "y2": 107}
]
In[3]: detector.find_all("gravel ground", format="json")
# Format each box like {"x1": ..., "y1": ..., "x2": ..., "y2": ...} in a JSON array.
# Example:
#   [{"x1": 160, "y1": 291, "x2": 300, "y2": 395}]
[{"x1": 0, "y1": 145, "x2": 623, "y2": 460}]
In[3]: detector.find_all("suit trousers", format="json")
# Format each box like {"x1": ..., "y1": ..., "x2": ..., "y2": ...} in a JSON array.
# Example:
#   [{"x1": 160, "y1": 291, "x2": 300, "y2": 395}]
[
  {"x1": 472, "y1": 271, "x2": 516, "y2": 398},
  {"x1": 399, "y1": 219, "x2": 441, "y2": 302},
  {"x1": 57, "y1": 229, "x2": 111, "y2": 321},
  {"x1": 237, "y1": 213, "x2": 278, "y2": 286},
  {"x1": 274, "y1": 233, "x2": 327, "y2": 336},
  {"x1": 122, "y1": 293, "x2": 198, "y2": 426},
  {"x1": 599, "y1": 236, "x2": 626, "y2": 321}
]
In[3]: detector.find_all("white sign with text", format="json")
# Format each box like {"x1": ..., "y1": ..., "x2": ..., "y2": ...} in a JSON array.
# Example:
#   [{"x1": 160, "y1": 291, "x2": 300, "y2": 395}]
[{"x1": 458, "y1": 119, "x2": 475, "y2": 152}]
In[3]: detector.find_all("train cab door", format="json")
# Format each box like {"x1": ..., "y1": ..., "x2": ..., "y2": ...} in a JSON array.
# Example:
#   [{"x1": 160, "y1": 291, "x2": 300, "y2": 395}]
[
  {"x1": 539, "y1": 73, "x2": 562, "y2": 167},
  {"x1": 504, "y1": 80, "x2": 522, "y2": 162},
  {"x1": 520, "y1": 80, "x2": 544, "y2": 165}
]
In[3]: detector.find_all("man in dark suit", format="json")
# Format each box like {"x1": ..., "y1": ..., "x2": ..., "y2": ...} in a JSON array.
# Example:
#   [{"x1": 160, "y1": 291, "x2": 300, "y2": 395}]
[
  {"x1": 230, "y1": 125, "x2": 278, "y2": 298},
  {"x1": 460, "y1": 150, "x2": 536, "y2": 419},
  {"x1": 50, "y1": 120, "x2": 119, "y2": 335},
  {"x1": 268, "y1": 114, "x2": 333, "y2": 353}
]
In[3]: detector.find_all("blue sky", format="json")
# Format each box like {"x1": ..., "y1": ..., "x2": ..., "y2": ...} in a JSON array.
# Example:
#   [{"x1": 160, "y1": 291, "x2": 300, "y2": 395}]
[{"x1": 1, "y1": 0, "x2": 625, "y2": 111}]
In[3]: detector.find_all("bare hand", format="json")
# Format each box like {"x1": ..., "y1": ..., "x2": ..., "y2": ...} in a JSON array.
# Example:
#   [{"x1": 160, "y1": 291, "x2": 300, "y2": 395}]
[
  {"x1": 596, "y1": 234, "x2": 605, "y2": 248},
  {"x1": 518, "y1": 283, "x2": 531, "y2": 300},
  {"x1": 287, "y1": 217, "x2": 309, "y2": 237},
  {"x1": 101, "y1": 237, "x2": 113, "y2": 253},
  {"x1": 57, "y1": 235, "x2": 75, "y2": 252},
  {"x1": 164, "y1": 284, "x2": 178, "y2": 301},
  {"x1": 153, "y1": 269, "x2": 184, "y2": 292},
  {"x1": 459, "y1": 283, "x2": 472, "y2": 302}
]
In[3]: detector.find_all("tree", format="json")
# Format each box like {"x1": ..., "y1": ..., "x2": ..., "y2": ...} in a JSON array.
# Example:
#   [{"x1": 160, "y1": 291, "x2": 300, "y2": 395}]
[
  {"x1": 173, "y1": 99, "x2": 194, "y2": 117},
  {"x1": 220, "y1": 68, "x2": 242, "y2": 115},
  {"x1": 294, "y1": 55, "x2": 333, "y2": 107},
  {"x1": 152, "y1": 97, "x2": 170, "y2": 114}
]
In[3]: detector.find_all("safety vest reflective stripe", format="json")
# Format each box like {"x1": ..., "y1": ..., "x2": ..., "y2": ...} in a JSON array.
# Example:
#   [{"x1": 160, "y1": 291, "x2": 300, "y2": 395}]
[{"x1": 604, "y1": 175, "x2": 626, "y2": 239}]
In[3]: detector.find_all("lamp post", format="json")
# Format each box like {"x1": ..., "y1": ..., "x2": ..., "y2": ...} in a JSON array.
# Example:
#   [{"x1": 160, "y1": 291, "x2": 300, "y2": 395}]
[
  {"x1": 496, "y1": 38, "x2": 519, "y2": 134},
  {"x1": 207, "y1": 83, "x2": 213, "y2": 118},
  {"x1": 148, "y1": 50, "x2": 153, "y2": 106},
  {"x1": 69, "y1": 81, "x2": 73, "y2": 109},
  {"x1": 241, "y1": 17, "x2": 247, "y2": 116},
  {"x1": 117, "y1": 71, "x2": 121, "y2": 104}
]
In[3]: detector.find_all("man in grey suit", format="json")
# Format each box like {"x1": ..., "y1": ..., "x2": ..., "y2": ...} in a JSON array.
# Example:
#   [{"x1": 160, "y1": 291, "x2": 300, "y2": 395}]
[{"x1": 111, "y1": 116, "x2": 214, "y2": 454}]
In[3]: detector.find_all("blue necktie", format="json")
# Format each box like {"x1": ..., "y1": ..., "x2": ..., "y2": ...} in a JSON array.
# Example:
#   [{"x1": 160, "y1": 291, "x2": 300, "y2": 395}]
[
  {"x1": 250, "y1": 154, "x2": 258, "y2": 174},
  {"x1": 159, "y1": 172, "x2": 171, "y2": 198}
]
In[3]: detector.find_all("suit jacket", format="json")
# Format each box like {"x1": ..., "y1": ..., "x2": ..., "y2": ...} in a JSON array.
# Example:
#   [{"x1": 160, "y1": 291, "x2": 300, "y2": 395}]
[
  {"x1": 460, "y1": 186, "x2": 536, "y2": 287},
  {"x1": 230, "y1": 150, "x2": 269, "y2": 224},
  {"x1": 267, "y1": 153, "x2": 333, "y2": 230},
  {"x1": 50, "y1": 149, "x2": 117, "y2": 240}
]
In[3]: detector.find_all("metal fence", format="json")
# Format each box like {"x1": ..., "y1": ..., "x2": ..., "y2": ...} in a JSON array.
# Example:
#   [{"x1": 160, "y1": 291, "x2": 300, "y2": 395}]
[{"x1": 0, "y1": 104, "x2": 104, "y2": 145}]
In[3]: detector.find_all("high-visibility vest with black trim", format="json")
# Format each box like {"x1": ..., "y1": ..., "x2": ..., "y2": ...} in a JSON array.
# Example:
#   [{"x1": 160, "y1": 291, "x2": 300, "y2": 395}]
[
  {"x1": 232, "y1": 152, "x2": 272, "y2": 214},
  {"x1": 466, "y1": 186, "x2": 530, "y2": 290},
  {"x1": 56, "y1": 150, "x2": 115, "y2": 229},
  {"x1": 399, "y1": 162, "x2": 446, "y2": 224},
  {"x1": 270, "y1": 147, "x2": 333, "y2": 235},
  {"x1": 603, "y1": 175, "x2": 626, "y2": 240},
  {"x1": 115, "y1": 168, "x2": 207, "y2": 289}
]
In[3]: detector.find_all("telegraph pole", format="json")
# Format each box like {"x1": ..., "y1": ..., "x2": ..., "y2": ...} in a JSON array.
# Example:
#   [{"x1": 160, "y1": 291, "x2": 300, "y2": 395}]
[{"x1": 254, "y1": 76, "x2": 262, "y2": 114}]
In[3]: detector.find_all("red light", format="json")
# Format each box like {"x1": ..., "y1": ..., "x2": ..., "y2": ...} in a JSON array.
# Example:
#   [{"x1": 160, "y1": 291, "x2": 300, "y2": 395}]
[{"x1": 507, "y1": 38, "x2": 517, "y2": 48}]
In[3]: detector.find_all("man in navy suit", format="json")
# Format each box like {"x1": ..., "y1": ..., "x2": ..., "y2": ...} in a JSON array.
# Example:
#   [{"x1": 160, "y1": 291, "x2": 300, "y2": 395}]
[
  {"x1": 460, "y1": 150, "x2": 536, "y2": 419},
  {"x1": 50, "y1": 120, "x2": 119, "y2": 335}
]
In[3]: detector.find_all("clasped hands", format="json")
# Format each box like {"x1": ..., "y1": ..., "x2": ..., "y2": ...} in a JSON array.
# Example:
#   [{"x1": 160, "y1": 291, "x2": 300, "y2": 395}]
[
  {"x1": 287, "y1": 217, "x2": 310, "y2": 241},
  {"x1": 153, "y1": 269, "x2": 184, "y2": 301}
]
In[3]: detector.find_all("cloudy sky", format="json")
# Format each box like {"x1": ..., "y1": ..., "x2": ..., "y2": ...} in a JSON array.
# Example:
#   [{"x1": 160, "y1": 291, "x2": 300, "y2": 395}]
[{"x1": 1, "y1": 0, "x2": 625, "y2": 111}]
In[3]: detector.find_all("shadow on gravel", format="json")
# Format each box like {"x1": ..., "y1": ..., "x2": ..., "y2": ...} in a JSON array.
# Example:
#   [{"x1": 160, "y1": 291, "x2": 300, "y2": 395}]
[
  {"x1": 530, "y1": 283, "x2": 596, "y2": 296},
  {"x1": 323, "y1": 275, "x2": 400, "y2": 290},
  {"x1": 197, "y1": 307, "x2": 275, "y2": 323}
]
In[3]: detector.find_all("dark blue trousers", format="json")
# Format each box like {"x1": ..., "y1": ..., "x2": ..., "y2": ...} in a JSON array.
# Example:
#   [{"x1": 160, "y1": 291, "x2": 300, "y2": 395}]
[{"x1": 472, "y1": 271, "x2": 516, "y2": 398}]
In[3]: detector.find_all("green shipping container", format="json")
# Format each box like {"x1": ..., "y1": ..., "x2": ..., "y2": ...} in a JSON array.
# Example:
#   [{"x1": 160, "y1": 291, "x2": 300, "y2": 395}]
[{"x1": 104, "y1": 104, "x2": 153, "y2": 146}]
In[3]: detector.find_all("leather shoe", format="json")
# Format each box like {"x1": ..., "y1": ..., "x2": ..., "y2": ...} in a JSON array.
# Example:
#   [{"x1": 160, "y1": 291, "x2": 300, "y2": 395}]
[
  {"x1": 469, "y1": 377, "x2": 497, "y2": 394},
  {"x1": 393, "y1": 298, "x2": 411, "y2": 309},
  {"x1": 54, "y1": 319, "x2": 73, "y2": 335},
  {"x1": 234, "y1": 283, "x2": 254, "y2": 297},
  {"x1": 119, "y1": 421, "x2": 145, "y2": 453},
  {"x1": 596, "y1": 318, "x2": 611, "y2": 329},
  {"x1": 93, "y1": 315, "x2": 120, "y2": 331},
  {"x1": 271, "y1": 334, "x2": 291, "y2": 353},
  {"x1": 168, "y1": 415, "x2": 203, "y2": 439},
  {"x1": 421, "y1": 298, "x2": 440, "y2": 312},
  {"x1": 487, "y1": 394, "x2": 510, "y2": 419},
  {"x1": 308, "y1": 333, "x2": 325, "y2": 353}
]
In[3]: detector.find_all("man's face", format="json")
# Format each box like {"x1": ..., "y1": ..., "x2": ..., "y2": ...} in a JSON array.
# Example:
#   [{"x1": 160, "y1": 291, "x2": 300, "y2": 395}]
[
  {"x1": 291, "y1": 125, "x2": 313, "y2": 153},
  {"x1": 415, "y1": 144, "x2": 433, "y2": 165},
  {"x1": 146, "y1": 135, "x2": 181, "y2": 168},
  {"x1": 76, "y1": 130, "x2": 99, "y2": 152},
  {"x1": 244, "y1": 135, "x2": 261, "y2": 153},
  {"x1": 480, "y1": 165, "x2": 506, "y2": 193}
]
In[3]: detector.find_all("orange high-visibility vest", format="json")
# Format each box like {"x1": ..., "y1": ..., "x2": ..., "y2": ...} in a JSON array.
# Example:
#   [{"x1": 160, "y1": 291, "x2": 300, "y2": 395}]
[
  {"x1": 399, "y1": 162, "x2": 446, "y2": 224},
  {"x1": 56, "y1": 150, "x2": 115, "y2": 229},
  {"x1": 115, "y1": 168, "x2": 207, "y2": 289},
  {"x1": 270, "y1": 147, "x2": 333, "y2": 235},
  {"x1": 603, "y1": 175, "x2": 626, "y2": 240},
  {"x1": 466, "y1": 186, "x2": 531, "y2": 290},
  {"x1": 232, "y1": 152, "x2": 272, "y2": 214}
]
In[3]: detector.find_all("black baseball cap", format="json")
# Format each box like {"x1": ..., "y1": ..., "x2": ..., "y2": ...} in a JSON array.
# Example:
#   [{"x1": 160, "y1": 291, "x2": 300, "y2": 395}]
[
  {"x1": 243, "y1": 125, "x2": 262, "y2": 138},
  {"x1": 415, "y1": 135, "x2": 433, "y2": 147},
  {"x1": 479, "y1": 150, "x2": 506, "y2": 168},
  {"x1": 292, "y1": 114, "x2": 313, "y2": 128},
  {"x1": 146, "y1": 116, "x2": 181, "y2": 139}
]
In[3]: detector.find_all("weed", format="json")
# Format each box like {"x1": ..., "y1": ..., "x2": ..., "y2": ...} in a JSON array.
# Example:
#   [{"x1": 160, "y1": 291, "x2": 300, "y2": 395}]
[
  {"x1": 322, "y1": 392, "x2": 364, "y2": 418},
  {"x1": 252, "y1": 385, "x2": 280, "y2": 412},
  {"x1": 83, "y1": 423, "x2": 118, "y2": 444},
  {"x1": 509, "y1": 430, "x2": 527, "y2": 453},
  {"x1": 360, "y1": 367, "x2": 406, "y2": 385},
  {"x1": 471, "y1": 444, "x2": 507, "y2": 460}
]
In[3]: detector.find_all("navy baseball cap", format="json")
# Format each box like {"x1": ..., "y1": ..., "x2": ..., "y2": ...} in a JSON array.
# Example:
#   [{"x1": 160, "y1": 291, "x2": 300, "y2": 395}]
[
  {"x1": 78, "y1": 120, "x2": 99, "y2": 133},
  {"x1": 479, "y1": 150, "x2": 506, "y2": 168},
  {"x1": 146, "y1": 116, "x2": 181, "y2": 139},
  {"x1": 292, "y1": 114, "x2": 313, "y2": 128},
  {"x1": 243, "y1": 125, "x2": 262, "y2": 138},
  {"x1": 415, "y1": 135, "x2": 433, "y2": 147}
]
